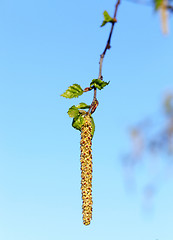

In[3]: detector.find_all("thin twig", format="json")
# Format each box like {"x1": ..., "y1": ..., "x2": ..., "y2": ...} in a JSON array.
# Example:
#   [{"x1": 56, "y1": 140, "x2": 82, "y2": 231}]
[
  {"x1": 88, "y1": 0, "x2": 121, "y2": 114},
  {"x1": 99, "y1": 0, "x2": 121, "y2": 79}
]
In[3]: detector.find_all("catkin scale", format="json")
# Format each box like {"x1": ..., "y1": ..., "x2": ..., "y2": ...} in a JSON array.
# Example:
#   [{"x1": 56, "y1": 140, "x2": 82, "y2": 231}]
[{"x1": 80, "y1": 114, "x2": 93, "y2": 225}]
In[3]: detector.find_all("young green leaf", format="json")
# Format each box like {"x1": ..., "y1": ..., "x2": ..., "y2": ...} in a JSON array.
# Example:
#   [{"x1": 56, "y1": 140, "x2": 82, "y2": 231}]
[
  {"x1": 154, "y1": 0, "x2": 163, "y2": 10},
  {"x1": 101, "y1": 10, "x2": 117, "y2": 27},
  {"x1": 61, "y1": 84, "x2": 83, "y2": 99},
  {"x1": 72, "y1": 114, "x2": 85, "y2": 131},
  {"x1": 90, "y1": 79, "x2": 110, "y2": 90},
  {"x1": 90, "y1": 116, "x2": 95, "y2": 138},
  {"x1": 67, "y1": 105, "x2": 79, "y2": 118},
  {"x1": 76, "y1": 102, "x2": 90, "y2": 109}
]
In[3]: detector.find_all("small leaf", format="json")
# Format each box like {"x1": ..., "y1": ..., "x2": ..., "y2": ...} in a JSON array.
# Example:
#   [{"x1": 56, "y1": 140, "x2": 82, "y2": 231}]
[
  {"x1": 72, "y1": 114, "x2": 85, "y2": 131},
  {"x1": 90, "y1": 79, "x2": 110, "y2": 90},
  {"x1": 76, "y1": 102, "x2": 90, "y2": 109},
  {"x1": 61, "y1": 84, "x2": 83, "y2": 99},
  {"x1": 101, "y1": 11, "x2": 117, "y2": 27},
  {"x1": 103, "y1": 11, "x2": 112, "y2": 21},
  {"x1": 67, "y1": 105, "x2": 79, "y2": 118},
  {"x1": 101, "y1": 20, "x2": 107, "y2": 27},
  {"x1": 154, "y1": 0, "x2": 163, "y2": 9},
  {"x1": 90, "y1": 116, "x2": 95, "y2": 138}
]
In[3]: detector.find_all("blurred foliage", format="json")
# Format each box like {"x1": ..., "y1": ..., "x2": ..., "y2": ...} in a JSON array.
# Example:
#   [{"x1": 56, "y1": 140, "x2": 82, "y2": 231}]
[
  {"x1": 127, "y1": 0, "x2": 173, "y2": 34},
  {"x1": 123, "y1": 93, "x2": 173, "y2": 207},
  {"x1": 158, "y1": 0, "x2": 169, "y2": 34}
]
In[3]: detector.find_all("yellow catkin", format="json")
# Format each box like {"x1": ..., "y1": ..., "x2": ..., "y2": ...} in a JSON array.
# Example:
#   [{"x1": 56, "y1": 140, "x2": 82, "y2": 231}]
[{"x1": 80, "y1": 114, "x2": 93, "y2": 225}]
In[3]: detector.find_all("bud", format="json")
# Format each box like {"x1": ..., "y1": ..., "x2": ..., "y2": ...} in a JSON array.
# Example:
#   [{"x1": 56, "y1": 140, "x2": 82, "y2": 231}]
[
  {"x1": 80, "y1": 114, "x2": 93, "y2": 225},
  {"x1": 84, "y1": 87, "x2": 92, "y2": 92},
  {"x1": 90, "y1": 99, "x2": 99, "y2": 114}
]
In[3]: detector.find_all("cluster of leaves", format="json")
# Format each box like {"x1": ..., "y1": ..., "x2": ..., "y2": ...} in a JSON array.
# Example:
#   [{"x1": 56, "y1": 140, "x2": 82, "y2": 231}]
[
  {"x1": 61, "y1": 79, "x2": 109, "y2": 99},
  {"x1": 61, "y1": 10, "x2": 115, "y2": 136},
  {"x1": 61, "y1": 79, "x2": 109, "y2": 137}
]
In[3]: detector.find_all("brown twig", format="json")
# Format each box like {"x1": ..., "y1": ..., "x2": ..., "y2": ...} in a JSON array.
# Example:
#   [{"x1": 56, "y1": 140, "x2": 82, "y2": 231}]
[
  {"x1": 88, "y1": 0, "x2": 121, "y2": 114},
  {"x1": 99, "y1": 0, "x2": 121, "y2": 79}
]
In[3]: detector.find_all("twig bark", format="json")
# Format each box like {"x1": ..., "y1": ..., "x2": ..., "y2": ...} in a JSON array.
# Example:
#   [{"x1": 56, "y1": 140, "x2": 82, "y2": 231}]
[
  {"x1": 89, "y1": 0, "x2": 121, "y2": 114},
  {"x1": 99, "y1": 0, "x2": 121, "y2": 79}
]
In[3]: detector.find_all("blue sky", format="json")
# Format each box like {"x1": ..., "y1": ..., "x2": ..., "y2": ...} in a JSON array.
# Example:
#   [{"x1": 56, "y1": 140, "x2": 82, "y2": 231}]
[{"x1": 0, "y1": 0, "x2": 173, "y2": 239}]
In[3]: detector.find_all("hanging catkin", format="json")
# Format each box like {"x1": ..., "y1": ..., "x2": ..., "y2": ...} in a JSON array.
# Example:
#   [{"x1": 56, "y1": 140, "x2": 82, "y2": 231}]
[{"x1": 80, "y1": 114, "x2": 93, "y2": 225}]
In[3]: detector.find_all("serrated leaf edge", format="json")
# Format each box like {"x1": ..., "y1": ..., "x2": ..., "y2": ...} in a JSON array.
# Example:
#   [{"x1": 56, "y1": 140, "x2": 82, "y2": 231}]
[
  {"x1": 67, "y1": 105, "x2": 79, "y2": 118},
  {"x1": 61, "y1": 84, "x2": 84, "y2": 99}
]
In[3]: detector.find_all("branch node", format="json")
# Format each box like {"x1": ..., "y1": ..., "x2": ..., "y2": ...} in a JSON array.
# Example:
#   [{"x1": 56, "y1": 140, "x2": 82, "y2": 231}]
[{"x1": 107, "y1": 43, "x2": 111, "y2": 49}]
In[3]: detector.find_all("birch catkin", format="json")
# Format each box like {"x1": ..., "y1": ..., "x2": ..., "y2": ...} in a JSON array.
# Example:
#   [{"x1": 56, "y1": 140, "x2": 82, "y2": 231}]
[{"x1": 80, "y1": 114, "x2": 93, "y2": 225}]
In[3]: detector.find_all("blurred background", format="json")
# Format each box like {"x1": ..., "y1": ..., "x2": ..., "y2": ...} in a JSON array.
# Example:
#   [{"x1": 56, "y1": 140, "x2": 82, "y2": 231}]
[{"x1": 0, "y1": 0, "x2": 173, "y2": 239}]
